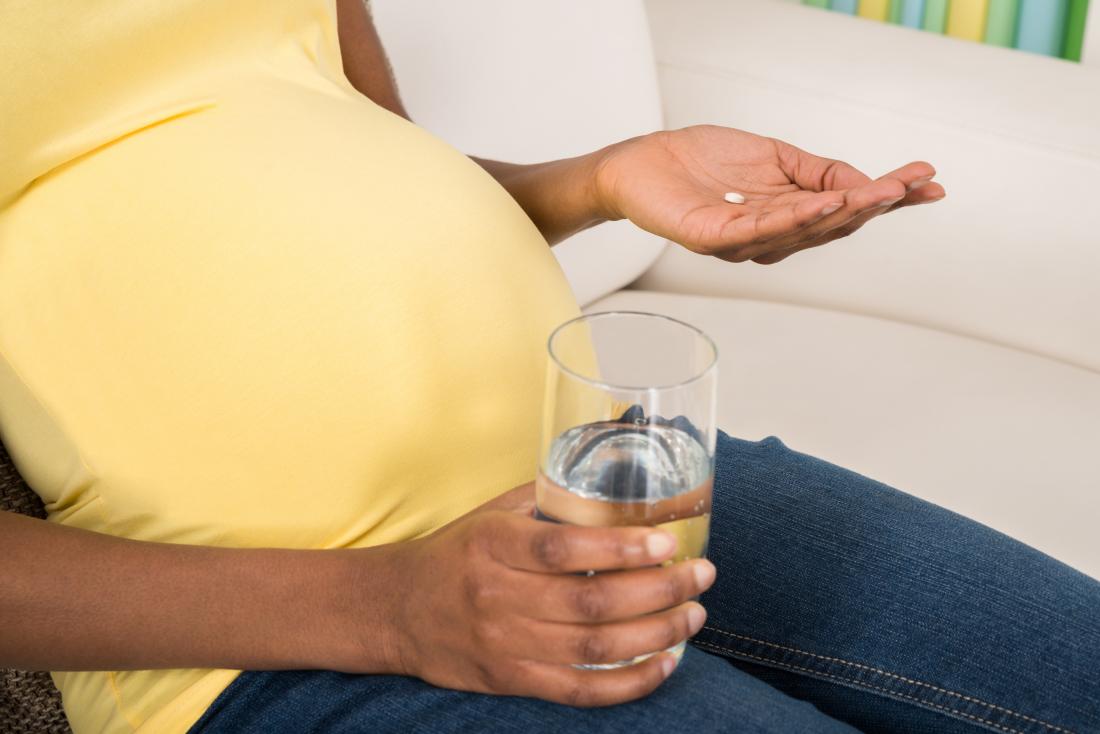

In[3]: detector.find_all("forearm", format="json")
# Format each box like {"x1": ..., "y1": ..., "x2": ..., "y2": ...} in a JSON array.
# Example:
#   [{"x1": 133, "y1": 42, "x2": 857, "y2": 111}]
[
  {"x1": 0, "y1": 511, "x2": 398, "y2": 673},
  {"x1": 473, "y1": 150, "x2": 614, "y2": 246}
]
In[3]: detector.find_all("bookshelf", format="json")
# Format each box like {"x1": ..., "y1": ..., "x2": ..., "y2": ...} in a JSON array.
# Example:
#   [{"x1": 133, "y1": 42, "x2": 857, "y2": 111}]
[{"x1": 799, "y1": 0, "x2": 1097, "y2": 63}]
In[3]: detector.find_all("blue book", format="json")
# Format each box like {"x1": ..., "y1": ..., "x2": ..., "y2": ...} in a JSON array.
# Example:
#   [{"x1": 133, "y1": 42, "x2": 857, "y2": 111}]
[
  {"x1": 1016, "y1": 0, "x2": 1070, "y2": 56},
  {"x1": 900, "y1": 0, "x2": 926, "y2": 27},
  {"x1": 829, "y1": 0, "x2": 859, "y2": 13}
]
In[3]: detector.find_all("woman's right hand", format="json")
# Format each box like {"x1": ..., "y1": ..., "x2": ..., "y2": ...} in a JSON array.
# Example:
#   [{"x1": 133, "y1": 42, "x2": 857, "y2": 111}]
[{"x1": 364, "y1": 483, "x2": 717, "y2": 708}]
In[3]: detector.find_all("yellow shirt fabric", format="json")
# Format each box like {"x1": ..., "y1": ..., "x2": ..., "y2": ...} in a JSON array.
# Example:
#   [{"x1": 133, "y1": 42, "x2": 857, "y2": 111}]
[{"x1": 0, "y1": 1, "x2": 580, "y2": 731}]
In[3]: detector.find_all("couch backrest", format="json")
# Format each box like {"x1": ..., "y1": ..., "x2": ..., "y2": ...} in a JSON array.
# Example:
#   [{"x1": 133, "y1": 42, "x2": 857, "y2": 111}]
[
  {"x1": 640, "y1": 0, "x2": 1100, "y2": 373},
  {"x1": 370, "y1": 0, "x2": 667, "y2": 306}
]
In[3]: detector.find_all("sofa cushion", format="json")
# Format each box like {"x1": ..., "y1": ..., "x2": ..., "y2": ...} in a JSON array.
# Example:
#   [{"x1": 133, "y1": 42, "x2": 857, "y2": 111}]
[
  {"x1": 642, "y1": 0, "x2": 1100, "y2": 371},
  {"x1": 590, "y1": 290, "x2": 1100, "y2": 581}
]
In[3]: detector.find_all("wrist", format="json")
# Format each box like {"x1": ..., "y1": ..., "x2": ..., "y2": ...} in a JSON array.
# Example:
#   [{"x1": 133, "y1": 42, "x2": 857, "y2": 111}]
[
  {"x1": 589, "y1": 135, "x2": 644, "y2": 223},
  {"x1": 526, "y1": 151, "x2": 612, "y2": 243},
  {"x1": 289, "y1": 544, "x2": 408, "y2": 674},
  {"x1": 575, "y1": 145, "x2": 619, "y2": 225}
]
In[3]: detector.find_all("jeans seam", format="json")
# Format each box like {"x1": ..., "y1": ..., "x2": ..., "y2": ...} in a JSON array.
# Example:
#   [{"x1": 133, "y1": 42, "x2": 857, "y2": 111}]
[
  {"x1": 694, "y1": 627, "x2": 1074, "y2": 734},
  {"x1": 692, "y1": 640, "x2": 1045, "y2": 734}
]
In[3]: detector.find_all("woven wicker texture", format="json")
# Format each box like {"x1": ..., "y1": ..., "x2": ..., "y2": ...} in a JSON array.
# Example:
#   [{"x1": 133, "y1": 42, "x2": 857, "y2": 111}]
[{"x1": 1, "y1": 439, "x2": 73, "y2": 734}]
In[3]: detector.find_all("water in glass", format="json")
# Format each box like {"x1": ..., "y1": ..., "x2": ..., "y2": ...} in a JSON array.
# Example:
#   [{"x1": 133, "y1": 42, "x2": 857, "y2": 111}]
[{"x1": 536, "y1": 419, "x2": 713, "y2": 669}]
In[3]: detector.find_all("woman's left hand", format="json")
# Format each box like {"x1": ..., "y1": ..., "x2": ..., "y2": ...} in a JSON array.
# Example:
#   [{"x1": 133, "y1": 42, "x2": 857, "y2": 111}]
[{"x1": 592, "y1": 125, "x2": 945, "y2": 264}]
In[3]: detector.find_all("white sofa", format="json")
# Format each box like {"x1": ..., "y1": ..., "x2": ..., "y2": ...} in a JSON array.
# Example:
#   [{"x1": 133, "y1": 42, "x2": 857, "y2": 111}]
[{"x1": 373, "y1": 0, "x2": 1100, "y2": 580}]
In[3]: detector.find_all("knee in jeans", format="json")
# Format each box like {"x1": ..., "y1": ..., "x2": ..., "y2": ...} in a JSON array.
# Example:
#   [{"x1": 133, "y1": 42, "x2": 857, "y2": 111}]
[{"x1": 718, "y1": 431, "x2": 790, "y2": 455}]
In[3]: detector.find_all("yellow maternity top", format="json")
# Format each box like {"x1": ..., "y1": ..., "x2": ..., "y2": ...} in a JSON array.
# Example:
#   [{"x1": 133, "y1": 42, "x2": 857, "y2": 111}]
[{"x1": 0, "y1": 1, "x2": 580, "y2": 732}]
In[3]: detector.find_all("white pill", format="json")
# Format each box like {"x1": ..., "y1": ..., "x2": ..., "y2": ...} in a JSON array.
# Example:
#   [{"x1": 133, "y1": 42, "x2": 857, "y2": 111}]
[{"x1": 723, "y1": 191, "x2": 746, "y2": 204}]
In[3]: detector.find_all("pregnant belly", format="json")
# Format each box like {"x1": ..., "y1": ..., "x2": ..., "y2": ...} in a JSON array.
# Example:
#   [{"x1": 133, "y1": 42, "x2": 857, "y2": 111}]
[{"x1": 0, "y1": 78, "x2": 580, "y2": 549}]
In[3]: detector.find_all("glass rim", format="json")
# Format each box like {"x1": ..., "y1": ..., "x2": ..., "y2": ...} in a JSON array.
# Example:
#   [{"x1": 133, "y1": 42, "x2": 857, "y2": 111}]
[{"x1": 547, "y1": 310, "x2": 719, "y2": 392}]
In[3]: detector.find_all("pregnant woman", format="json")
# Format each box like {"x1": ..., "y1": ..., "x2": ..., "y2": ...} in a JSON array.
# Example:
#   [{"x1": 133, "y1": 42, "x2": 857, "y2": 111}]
[{"x1": 1, "y1": 1, "x2": 1097, "y2": 733}]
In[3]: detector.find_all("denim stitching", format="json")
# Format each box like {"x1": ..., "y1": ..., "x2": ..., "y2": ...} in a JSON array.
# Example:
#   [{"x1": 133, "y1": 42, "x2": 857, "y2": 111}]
[
  {"x1": 699, "y1": 626, "x2": 1071, "y2": 734},
  {"x1": 692, "y1": 640, "x2": 1045, "y2": 734}
]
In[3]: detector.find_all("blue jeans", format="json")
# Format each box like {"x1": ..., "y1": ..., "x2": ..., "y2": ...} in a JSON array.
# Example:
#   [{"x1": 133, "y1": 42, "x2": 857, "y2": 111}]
[{"x1": 188, "y1": 433, "x2": 1100, "y2": 733}]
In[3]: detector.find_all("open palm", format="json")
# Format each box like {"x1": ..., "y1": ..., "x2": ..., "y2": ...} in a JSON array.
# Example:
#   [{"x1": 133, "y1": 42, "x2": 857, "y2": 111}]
[{"x1": 594, "y1": 125, "x2": 944, "y2": 264}]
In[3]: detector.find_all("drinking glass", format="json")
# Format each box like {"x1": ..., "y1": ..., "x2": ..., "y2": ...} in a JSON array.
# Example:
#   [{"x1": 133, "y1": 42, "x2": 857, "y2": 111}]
[{"x1": 536, "y1": 311, "x2": 718, "y2": 669}]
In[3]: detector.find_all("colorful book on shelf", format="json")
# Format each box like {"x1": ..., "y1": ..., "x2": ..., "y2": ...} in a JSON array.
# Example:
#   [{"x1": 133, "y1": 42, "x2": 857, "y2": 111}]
[
  {"x1": 1064, "y1": 0, "x2": 1091, "y2": 60},
  {"x1": 923, "y1": 0, "x2": 949, "y2": 32},
  {"x1": 947, "y1": 0, "x2": 990, "y2": 41},
  {"x1": 984, "y1": 0, "x2": 1020, "y2": 47},
  {"x1": 900, "y1": 0, "x2": 926, "y2": 28},
  {"x1": 858, "y1": 0, "x2": 891, "y2": 21},
  {"x1": 1016, "y1": 0, "x2": 1069, "y2": 56},
  {"x1": 809, "y1": 0, "x2": 1090, "y2": 64}
]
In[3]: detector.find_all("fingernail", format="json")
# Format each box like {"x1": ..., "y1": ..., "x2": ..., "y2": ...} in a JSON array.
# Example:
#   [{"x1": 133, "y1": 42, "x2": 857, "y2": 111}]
[
  {"x1": 692, "y1": 559, "x2": 716, "y2": 589},
  {"x1": 908, "y1": 178, "x2": 932, "y2": 191},
  {"x1": 821, "y1": 202, "x2": 842, "y2": 216},
  {"x1": 660, "y1": 654, "x2": 677, "y2": 677},
  {"x1": 876, "y1": 197, "x2": 903, "y2": 208},
  {"x1": 646, "y1": 532, "x2": 675, "y2": 559},
  {"x1": 687, "y1": 604, "x2": 707, "y2": 633}
]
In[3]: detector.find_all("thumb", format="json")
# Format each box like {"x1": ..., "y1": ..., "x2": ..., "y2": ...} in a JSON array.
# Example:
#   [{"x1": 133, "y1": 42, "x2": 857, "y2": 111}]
[
  {"x1": 475, "y1": 482, "x2": 537, "y2": 516},
  {"x1": 430, "y1": 482, "x2": 536, "y2": 536}
]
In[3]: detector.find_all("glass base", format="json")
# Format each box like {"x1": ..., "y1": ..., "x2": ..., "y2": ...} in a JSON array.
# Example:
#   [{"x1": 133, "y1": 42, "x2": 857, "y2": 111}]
[{"x1": 573, "y1": 640, "x2": 685, "y2": 671}]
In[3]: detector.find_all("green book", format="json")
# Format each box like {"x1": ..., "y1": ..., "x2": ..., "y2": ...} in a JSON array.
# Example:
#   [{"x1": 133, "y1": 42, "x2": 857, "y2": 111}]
[
  {"x1": 803, "y1": 0, "x2": 830, "y2": 7},
  {"x1": 1064, "y1": 0, "x2": 1091, "y2": 60},
  {"x1": 923, "y1": 0, "x2": 949, "y2": 31},
  {"x1": 889, "y1": 0, "x2": 905, "y2": 23},
  {"x1": 985, "y1": 0, "x2": 1020, "y2": 47}
]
